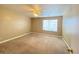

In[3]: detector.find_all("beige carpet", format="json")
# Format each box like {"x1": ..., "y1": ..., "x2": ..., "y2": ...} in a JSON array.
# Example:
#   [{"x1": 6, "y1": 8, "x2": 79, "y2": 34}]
[{"x1": 0, "y1": 33, "x2": 68, "y2": 54}]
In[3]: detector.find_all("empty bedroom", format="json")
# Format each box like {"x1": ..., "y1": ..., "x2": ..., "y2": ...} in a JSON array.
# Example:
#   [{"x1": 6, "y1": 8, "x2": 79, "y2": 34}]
[{"x1": 0, "y1": 4, "x2": 79, "y2": 54}]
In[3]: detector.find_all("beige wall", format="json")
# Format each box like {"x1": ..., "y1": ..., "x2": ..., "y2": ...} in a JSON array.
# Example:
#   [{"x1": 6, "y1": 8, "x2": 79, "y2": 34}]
[
  {"x1": 31, "y1": 16, "x2": 62, "y2": 36},
  {"x1": 0, "y1": 6, "x2": 31, "y2": 42},
  {"x1": 63, "y1": 5, "x2": 79, "y2": 53}
]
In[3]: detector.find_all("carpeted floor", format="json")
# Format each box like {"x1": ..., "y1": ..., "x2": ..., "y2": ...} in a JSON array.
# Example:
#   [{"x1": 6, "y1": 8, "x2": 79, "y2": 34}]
[{"x1": 0, "y1": 33, "x2": 68, "y2": 54}]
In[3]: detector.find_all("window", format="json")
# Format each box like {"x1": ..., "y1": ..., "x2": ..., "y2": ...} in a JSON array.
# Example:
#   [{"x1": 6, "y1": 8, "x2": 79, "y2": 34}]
[{"x1": 43, "y1": 19, "x2": 57, "y2": 32}]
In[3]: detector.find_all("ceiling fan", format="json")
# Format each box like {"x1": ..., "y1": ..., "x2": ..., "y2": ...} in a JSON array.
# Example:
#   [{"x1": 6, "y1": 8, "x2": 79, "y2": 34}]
[{"x1": 22, "y1": 5, "x2": 41, "y2": 16}]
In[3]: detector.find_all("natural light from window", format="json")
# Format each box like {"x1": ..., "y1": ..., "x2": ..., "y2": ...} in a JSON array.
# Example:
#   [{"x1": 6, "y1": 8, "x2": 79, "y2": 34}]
[{"x1": 43, "y1": 19, "x2": 57, "y2": 32}]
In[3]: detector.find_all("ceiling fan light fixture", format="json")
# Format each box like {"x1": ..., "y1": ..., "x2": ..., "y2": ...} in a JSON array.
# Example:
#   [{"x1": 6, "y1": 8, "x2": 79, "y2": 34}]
[{"x1": 34, "y1": 13, "x2": 38, "y2": 17}]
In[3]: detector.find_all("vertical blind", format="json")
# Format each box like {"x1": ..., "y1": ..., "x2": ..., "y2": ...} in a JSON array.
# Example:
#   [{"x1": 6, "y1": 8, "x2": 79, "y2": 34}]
[{"x1": 43, "y1": 19, "x2": 57, "y2": 32}]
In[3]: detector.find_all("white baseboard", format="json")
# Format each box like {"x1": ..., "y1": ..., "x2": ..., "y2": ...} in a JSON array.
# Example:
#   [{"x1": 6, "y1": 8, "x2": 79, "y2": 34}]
[
  {"x1": 62, "y1": 38, "x2": 73, "y2": 54},
  {"x1": 0, "y1": 32, "x2": 31, "y2": 44},
  {"x1": 31, "y1": 32, "x2": 62, "y2": 38},
  {"x1": 62, "y1": 38, "x2": 71, "y2": 49}
]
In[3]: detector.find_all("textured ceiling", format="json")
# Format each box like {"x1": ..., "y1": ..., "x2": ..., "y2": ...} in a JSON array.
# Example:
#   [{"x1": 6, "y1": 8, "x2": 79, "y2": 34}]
[
  {"x1": 39, "y1": 4, "x2": 70, "y2": 17},
  {"x1": 1, "y1": 4, "x2": 71, "y2": 17},
  {"x1": 1, "y1": 4, "x2": 34, "y2": 17}
]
